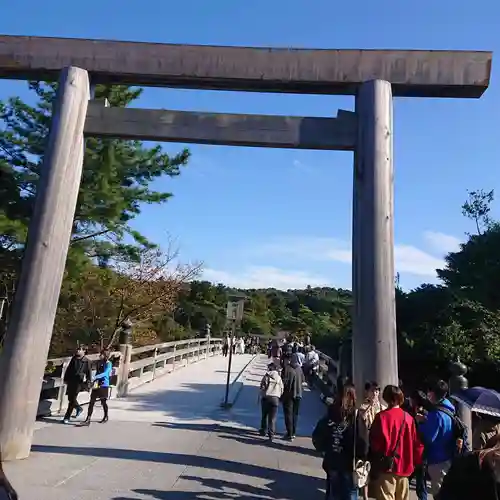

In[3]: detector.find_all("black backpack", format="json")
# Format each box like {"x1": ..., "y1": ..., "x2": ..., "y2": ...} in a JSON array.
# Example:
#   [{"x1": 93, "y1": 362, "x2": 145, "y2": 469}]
[{"x1": 435, "y1": 405, "x2": 470, "y2": 455}]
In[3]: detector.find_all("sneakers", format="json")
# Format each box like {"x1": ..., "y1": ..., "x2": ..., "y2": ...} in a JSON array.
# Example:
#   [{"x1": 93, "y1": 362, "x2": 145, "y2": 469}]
[{"x1": 62, "y1": 419, "x2": 70, "y2": 424}]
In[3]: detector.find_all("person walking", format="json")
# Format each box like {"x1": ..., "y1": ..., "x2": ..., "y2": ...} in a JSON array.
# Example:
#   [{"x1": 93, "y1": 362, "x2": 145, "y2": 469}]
[
  {"x1": 222, "y1": 335, "x2": 230, "y2": 357},
  {"x1": 81, "y1": 349, "x2": 112, "y2": 426},
  {"x1": 259, "y1": 361, "x2": 284, "y2": 441},
  {"x1": 303, "y1": 345, "x2": 319, "y2": 386},
  {"x1": 281, "y1": 353, "x2": 305, "y2": 441},
  {"x1": 369, "y1": 385, "x2": 424, "y2": 500},
  {"x1": 62, "y1": 345, "x2": 91, "y2": 424},
  {"x1": 418, "y1": 380, "x2": 456, "y2": 496},
  {"x1": 358, "y1": 381, "x2": 384, "y2": 500},
  {"x1": 312, "y1": 383, "x2": 368, "y2": 500}
]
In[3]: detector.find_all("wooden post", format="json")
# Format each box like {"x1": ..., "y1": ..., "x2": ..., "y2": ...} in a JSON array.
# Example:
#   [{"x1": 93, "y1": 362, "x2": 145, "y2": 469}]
[
  {"x1": 352, "y1": 80, "x2": 398, "y2": 393},
  {"x1": 152, "y1": 347, "x2": 158, "y2": 381},
  {"x1": 117, "y1": 344, "x2": 132, "y2": 398},
  {"x1": 0, "y1": 67, "x2": 90, "y2": 461},
  {"x1": 352, "y1": 93, "x2": 364, "y2": 395}
]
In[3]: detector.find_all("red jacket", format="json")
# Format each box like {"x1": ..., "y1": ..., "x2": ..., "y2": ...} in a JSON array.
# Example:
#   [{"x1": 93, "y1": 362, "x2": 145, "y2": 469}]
[{"x1": 370, "y1": 407, "x2": 424, "y2": 477}]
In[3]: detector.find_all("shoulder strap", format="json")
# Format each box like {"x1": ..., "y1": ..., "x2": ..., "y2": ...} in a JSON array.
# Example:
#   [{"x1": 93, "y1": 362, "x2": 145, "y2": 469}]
[
  {"x1": 353, "y1": 409, "x2": 358, "y2": 469},
  {"x1": 436, "y1": 405, "x2": 456, "y2": 420},
  {"x1": 391, "y1": 412, "x2": 406, "y2": 457}
]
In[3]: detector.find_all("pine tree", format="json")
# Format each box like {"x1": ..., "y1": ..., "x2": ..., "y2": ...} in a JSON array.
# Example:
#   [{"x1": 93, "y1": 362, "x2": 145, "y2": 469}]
[{"x1": 0, "y1": 82, "x2": 190, "y2": 271}]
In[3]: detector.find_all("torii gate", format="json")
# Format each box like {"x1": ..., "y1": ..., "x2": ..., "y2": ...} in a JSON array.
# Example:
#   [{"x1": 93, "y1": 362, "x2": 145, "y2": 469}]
[{"x1": 0, "y1": 35, "x2": 492, "y2": 460}]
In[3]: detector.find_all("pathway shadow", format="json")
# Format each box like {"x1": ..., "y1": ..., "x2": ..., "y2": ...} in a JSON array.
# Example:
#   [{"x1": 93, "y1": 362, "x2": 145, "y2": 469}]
[
  {"x1": 152, "y1": 421, "x2": 259, "y2": 438},
  {"x1": 112, "y1": 472, "x2": 324, "y2": 499},
  {"x1": 31, "y1": 444, "x2": 324, "y2": 499},
  {"x1": 218, "y1": 433, "x2": 320, "y2": 458}
]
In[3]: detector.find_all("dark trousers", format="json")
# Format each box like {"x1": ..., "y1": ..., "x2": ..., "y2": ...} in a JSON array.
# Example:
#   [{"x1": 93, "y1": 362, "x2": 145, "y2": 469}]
[
  {"x1": 282, "y1": 396, "x2": 301, "y2": 437},
  {"x1": 64, "y1": 385, "x2": 82, "y2": 420},
  {"x1": 86, "y1": 387, "x2": 109, "y2": 420},
  {"x1": 260, "y1": 396, "x2": 279, "y2": 437},
  {"x1": 411, "y1": 464, "x2": 428, "y2": 500},
  {"x1": 325, "y1": 470, "x2": 358, "y2": 500},
  {"x1": 222, "y1": 345, "x2": 229, "y2": 357}
]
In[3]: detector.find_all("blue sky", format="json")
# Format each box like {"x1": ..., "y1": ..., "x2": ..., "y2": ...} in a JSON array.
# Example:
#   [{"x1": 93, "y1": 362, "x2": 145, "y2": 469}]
[{"x1": 1, "y1": 0, "x2": 499, "y2": 291}]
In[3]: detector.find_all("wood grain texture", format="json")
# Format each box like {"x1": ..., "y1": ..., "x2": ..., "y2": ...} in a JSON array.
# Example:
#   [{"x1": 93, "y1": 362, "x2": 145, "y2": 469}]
[
  {"x1": 352, "y1": 80, "x2": 398, "y2": 393},
  {"x1": 0, "y1": 35, "x2": 492, "y2": 97},
  {"x1": 84, "y1": 103, "x2": 358, "y2": 151},
  {"x1": 0, "y1": 66, "x2": 89, "y2": 461}
]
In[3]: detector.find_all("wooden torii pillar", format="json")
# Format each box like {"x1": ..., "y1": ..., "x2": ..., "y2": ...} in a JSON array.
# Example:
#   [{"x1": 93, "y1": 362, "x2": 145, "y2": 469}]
[
  {"x1": 0, "y1": 35, "x2": 492, "y2": 460},
  {"x1": 352, "y1": 80, "x2": 398, "y2": 393}
]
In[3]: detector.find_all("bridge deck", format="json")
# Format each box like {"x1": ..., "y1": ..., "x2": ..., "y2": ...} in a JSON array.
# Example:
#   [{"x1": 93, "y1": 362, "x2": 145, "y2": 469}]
[{"x1": 5, "y1": 354, "x2": 424, "y2": 499}]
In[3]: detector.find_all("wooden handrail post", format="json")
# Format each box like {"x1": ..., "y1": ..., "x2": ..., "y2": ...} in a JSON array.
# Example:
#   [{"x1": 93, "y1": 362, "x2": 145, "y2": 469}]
[
  {"x1": 152, "y1": 347, "x2": 158, "y2": 381},
  {"x1": 172, "y1": 344, "x2": 177, "y2": 371},
  {"x1": 0, "y1": 67, "x2": 90, "y2": 461},
  {"x1": 117, "y1": 343, "x2": 132, "y2": 398}
]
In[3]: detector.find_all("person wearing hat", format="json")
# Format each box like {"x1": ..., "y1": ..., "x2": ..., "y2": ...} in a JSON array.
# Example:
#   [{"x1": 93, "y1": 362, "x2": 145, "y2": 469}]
[{"x1": 259, "y1": 361, "x2": 284, "y2": 441}]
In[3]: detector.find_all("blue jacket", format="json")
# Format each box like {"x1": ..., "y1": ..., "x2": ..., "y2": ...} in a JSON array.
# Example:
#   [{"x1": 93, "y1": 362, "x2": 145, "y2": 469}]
[
  {"x1": 419, "y1": 398, "x2": 456, "y2": 464},
  {"x1": 93, "y1": 360, "x2": 112, "y2": 388}
]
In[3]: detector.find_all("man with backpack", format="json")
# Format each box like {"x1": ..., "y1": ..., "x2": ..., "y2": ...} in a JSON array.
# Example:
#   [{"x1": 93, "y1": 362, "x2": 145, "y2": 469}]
[{"x1": 418, "y1": 380, "x2": 467, "y2": 496}]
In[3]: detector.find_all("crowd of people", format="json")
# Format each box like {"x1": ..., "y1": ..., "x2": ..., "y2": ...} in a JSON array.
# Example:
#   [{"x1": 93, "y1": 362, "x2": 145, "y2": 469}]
[
  {"x1": 252, "y1": 334, "x2": 500, "y2": 499},
  {"x1": 310, "y1": 375, "x2": 500, "y2": 500},
  {"x1": 222, "y1": 335, "x2": 261, "y2": 357}
]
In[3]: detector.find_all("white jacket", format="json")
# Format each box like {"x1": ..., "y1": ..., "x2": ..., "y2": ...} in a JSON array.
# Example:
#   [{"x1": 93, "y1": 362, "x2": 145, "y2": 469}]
[{"x1": 260, "y1": 369, "x2": 284, "y2": 398}]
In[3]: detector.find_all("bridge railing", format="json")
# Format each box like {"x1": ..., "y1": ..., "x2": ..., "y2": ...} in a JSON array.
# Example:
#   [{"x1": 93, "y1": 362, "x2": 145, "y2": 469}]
[
  {"x1": 39, "y1": 336, "x2": 223, "y2": 417},
  {"x1": 315, "y1": 349, "x2": 340, "y2": 397}
]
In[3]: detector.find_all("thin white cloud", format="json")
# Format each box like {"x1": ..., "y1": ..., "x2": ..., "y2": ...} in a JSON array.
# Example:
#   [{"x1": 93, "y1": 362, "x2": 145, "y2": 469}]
[
  {"x1": 254, "y1": 232, "x2": 460, "y2": 278},
  {"x1": 423, "y1": 231, "x2": 461, "y2": 254},
  {"x1": 394, "y1": 245, "x2": 443, "y2": 276},
  {"x1": 203, "y1": 266, "x2": 330, "y2": 290}
]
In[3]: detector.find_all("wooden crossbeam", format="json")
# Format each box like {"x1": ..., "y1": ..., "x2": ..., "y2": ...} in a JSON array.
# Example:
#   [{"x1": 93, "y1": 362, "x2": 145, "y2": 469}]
[
  {"x1": 84, "y1": 102, "x2": 357, "y2": 151},
  {"x1": 0, "y1": 35, "x2": 492, "y2": 97}
]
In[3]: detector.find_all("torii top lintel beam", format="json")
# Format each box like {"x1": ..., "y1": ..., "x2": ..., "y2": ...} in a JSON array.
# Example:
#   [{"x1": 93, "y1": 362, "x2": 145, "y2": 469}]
[{"x1": 0, "y1": 35, "x2": 492, "y2": 98}]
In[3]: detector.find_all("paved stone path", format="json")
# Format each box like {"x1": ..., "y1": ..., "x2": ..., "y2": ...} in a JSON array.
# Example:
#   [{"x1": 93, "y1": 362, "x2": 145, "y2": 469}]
[{"x1": 5, "y1": 354, "x2": 426, "y2": 499}]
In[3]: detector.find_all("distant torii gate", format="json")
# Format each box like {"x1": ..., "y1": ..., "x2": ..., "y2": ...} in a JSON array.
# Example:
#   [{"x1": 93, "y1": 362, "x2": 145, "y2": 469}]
[{"x1": 0, "y1": 35, "x2": 492, "y2": 460}]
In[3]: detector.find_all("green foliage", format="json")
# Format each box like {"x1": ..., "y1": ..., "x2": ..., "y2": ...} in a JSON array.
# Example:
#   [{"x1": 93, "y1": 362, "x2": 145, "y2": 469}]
[
  {"x1": 396, "y1": 188, "x2": 500, "y2": 389},
  {"x1": 157, "y1": 282, "x2": 352, "y2": 349},
  {"x1": 438, "y1": 224, "x2": 500, "y2": 310},
  {"x1": 0, "y1": 82, "x2": 190, "y2": 270},
  {"x1": 0, "y1": 81, "x2": 191, "y2": 346}
]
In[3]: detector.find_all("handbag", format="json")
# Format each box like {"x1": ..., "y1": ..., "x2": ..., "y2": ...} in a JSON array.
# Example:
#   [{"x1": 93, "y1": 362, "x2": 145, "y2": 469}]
[
  {"x1": 352, "y1": 410, "x2": 371, "y2": 488},
  {"x1": 372, "y1": 412, "x2": 406, "y2": 473}
]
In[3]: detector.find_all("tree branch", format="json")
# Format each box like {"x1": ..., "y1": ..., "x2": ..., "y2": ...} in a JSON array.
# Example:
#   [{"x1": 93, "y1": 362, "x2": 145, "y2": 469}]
[{"x1": 71, "y1": 229, "x2": 111, "y2": 244}]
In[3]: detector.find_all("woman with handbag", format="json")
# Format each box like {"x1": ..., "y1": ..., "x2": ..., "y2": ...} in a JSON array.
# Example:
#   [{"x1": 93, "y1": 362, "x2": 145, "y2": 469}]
[
  {"x1": 369, "y1": 385, "x2": 424, "y2": 500},
  {"x1": 312, "y1": 384, "x2": 369, "y2": 500}
]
